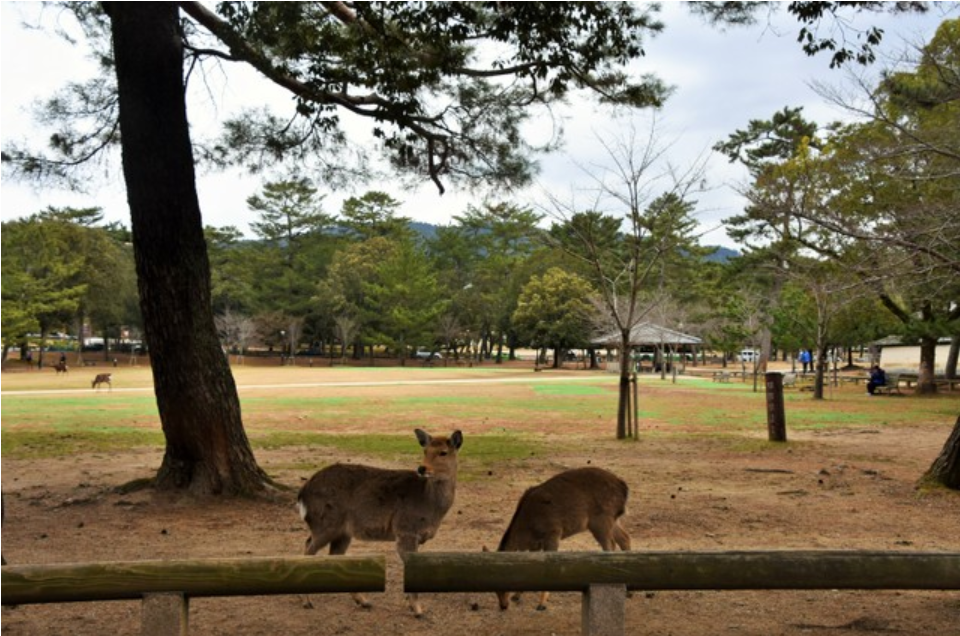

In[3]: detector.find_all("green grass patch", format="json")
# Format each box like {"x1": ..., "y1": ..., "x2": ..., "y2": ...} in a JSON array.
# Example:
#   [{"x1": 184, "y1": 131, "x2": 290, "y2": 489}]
[
  {"x1": 789, "y1": 410, "x2": 888, "y2": 430},
  {"x1": 243, "y1": 396, "x2": 356, "y2": 408},
  {"x1": 2, "y1": 428, "x2": 164, "y2": 459},
  {"x1": 251, "y1": 430, "x2": 542, "y2": 479},
  {"x1": 252, "y1": 431, "x2": 540, "y2": 464},
  {"x1": 0, "y1": 396, "x2": 160, "y2": 428},
  {"x1": 719, "y1": 435, "x2": 813, "y2": 453},
  {"x1": 3, "y1": 369, "x2": 955, "y2": 462},
  {"x1": 532, "y1": 383, "x2": 612, "y2": 396}
]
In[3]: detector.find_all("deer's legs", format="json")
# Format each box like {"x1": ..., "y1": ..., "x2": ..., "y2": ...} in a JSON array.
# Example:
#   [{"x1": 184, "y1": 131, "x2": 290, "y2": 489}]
[
  {"x1": 589, "y1": 518, "x2": 620, "y2": 551},
  {"x1": 301, "y1": 532, "x2": 331, "y2": 609},
  {"x1": 533, "y1": 539, "x2": 562, "y2": 611},
  {"x1": 397, "y1": 535, "x2": 424, "y2": 617},
  {"x1": 535, "y1": 591, "x2": 551, "y2": 611},
  {"x1": 324, "y1": 536, "x2": 371, "y2": 610},
  {"x1": 613, "y1": 521, "x2": 631, "y2": 550}
]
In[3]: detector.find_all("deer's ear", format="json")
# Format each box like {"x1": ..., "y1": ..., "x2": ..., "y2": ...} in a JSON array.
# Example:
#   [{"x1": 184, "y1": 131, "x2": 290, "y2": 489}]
[
  {"x1": 451, "y1": 430, "x2": 463, "y2": 450},
  {"x1": 415, "y1": 428, "x2": 431, "y2": 447}
]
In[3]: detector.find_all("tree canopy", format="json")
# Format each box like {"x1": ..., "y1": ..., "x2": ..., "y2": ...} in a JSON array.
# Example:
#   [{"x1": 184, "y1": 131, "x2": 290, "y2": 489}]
[{"x1": 3, "y1": 2, "x2": 955, "y2": 495}]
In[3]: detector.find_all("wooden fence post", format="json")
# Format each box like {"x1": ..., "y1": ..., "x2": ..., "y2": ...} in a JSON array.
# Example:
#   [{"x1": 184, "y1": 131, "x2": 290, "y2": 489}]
[
  {"x1": 765, "y1": 372, "x2": 787, "y2": 442},
  {"x1": 581, "y1": 584, "x2": 625, "y2": 636},
  {"x1": 141, "y1": 592, "x2": 188, "y2": 636}
]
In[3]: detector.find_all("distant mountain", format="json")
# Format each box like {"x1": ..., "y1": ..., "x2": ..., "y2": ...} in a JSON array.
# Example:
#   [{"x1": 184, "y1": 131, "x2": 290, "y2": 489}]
[
  {"x1": 409, "y1": 221, "x2": 740, "y2": 263},
  {"x1": 704, "y1": 246, "x2": 739, "y2": 263},
  {"x1": 409, "y1": 221, "x2": 439, "y2": 241}
]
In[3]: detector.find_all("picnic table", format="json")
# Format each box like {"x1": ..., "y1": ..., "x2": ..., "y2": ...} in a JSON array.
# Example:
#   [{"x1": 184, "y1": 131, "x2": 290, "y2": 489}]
[
  {"x1": 873, "y1": 372, "x2": 903, "y2": 395},
  {"x1": 781, "y1": 373, "x2": 815, "y2": 391}
]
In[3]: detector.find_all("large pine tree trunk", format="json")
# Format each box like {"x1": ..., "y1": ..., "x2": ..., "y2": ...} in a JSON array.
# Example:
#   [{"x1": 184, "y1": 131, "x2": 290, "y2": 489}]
[
  {"x1": 946, "y1": 335, "x2": 959, "y2": 379},
  {"x1": 922, "y1": 415, "x2": 960, "y2": 490},
  {"x1": 107, "y1": 4, "x2": 268, "y2": 495}
]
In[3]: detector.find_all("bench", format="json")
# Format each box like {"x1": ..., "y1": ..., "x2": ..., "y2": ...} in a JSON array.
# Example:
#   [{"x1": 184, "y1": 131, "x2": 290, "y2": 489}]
[
  {"x1": 781, "y1": 373, "x2": 814, "y2": 390},
  {"x1": 873, "y1": 373, "x2": 902, "y2": 395},
  {"x1": 935, "y1": 378, "x2": 960, "y2": 391},
  {"x1": 82, "y1": 361, "x2": 97, "y2": 367},
  {"x1": 712, "y1": 371, "x2": 731, "y2": 383},
  {"x1": 841, "y1": 375, "x2": 868, "y2": 385}
]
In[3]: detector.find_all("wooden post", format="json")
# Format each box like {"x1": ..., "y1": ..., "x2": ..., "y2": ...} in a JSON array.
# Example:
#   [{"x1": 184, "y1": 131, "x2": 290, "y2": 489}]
[
  {"x1": 765, "y1": 372, "x2": 787, "y2": 442},
  {"x1": 581, "y1": 584, "x2": 625, "y2": 636},
  {"x1": 142, "y1": 593, "x2": 188, "y2": 636}
]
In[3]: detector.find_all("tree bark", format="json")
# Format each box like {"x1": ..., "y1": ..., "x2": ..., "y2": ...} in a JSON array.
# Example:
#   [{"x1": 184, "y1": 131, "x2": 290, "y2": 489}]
[
  {"x1": 616, "y1": 331, "x2": 632, "y2": 440},
  {"x1": 106, "y1": 4, "x2": 268, "y2": 495},
  {"x1": 945, "y1": 335, "x2": 959, "y2": 380},
  {"x1": 921, "y1": 415, "x2": 960, "y2": 490},
  {"x1": 916, "y1": 335, "x2": 938, "y2": 395}
]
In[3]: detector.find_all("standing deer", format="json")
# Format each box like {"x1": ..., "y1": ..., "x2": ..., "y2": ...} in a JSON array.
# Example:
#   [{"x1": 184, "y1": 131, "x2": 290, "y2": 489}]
[
  {"x1": 91, "y1": 373, "x2": 112, "y2": 390},
  {"x1": 493, "y1": 466, "x2": 631, "y2": 611},
  {"x1": 297, "y1": 428, "x2": 463, "y2": 617}
]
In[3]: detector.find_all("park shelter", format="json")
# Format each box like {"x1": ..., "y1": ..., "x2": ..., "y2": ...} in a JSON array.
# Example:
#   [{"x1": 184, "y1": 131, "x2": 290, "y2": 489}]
[
  {"x1": 874, "y1": 335, "x2": 954, "y2": 374},
  {"x1": 593, "y1": 322, "x2": 702, "y2": 372}
]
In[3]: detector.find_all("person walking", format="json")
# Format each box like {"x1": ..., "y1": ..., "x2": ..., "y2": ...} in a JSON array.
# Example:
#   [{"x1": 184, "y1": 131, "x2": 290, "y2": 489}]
[{"x1": 799, "y1": 349, "x2": 812, "y2": 374}]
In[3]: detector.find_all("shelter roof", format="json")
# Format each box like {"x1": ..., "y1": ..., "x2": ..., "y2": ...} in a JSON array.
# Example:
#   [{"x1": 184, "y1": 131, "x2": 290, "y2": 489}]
[{"x1": 593, "y1": 322, "x2": 702, "y2": 347}]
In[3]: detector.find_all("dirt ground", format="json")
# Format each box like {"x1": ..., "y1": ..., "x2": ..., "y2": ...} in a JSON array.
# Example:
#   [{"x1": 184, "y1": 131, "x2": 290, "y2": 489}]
[{"x1": 2, "y1": 373, "x2": 959, "y2": 635}]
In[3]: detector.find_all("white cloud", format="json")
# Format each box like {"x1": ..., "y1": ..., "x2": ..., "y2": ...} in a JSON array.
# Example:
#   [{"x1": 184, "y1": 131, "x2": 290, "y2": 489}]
[{"x1": 3, "y1": 2, "x2": 957, "y2": 247}]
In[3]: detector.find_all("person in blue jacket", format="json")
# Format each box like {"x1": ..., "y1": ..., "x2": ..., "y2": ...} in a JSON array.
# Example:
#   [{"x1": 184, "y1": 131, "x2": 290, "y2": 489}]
[
  {"x1": 867, "y1": 364, "x2": 887, "y2": 395},
  {"x1": 799, "y1": 349, "x2": 812, "y2": 374}
]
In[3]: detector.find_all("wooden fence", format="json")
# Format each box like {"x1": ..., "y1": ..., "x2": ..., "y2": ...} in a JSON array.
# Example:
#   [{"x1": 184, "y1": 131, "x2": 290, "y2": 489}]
[
  {"x1": 2, "y1": 555, "x2": 385, "y2": 636},
  {"x1": 3, "y1": 551, "x2": 959, "y2": 636},
  {"x1": 405, "y1": 550, "x2": 960, "y2": 636}
]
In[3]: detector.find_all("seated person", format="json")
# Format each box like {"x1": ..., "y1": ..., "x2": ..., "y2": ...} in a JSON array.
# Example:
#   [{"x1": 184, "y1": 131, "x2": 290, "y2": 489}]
[{"x1": 867, "y1": 365, "x2": 887, "y2": 395}]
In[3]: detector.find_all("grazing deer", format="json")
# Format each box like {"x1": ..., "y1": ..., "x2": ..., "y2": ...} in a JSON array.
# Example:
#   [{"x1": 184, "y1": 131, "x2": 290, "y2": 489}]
[
  {"x1": 297, "y1": 428, "x2": 463, "y2": 617},
  {"x1": 91, "y1": 373, "x2": 112, "y2": 390},
  {"x1": 493, "y1": 466, "x2": 631, "y2": 611},
  {"x1": 55, "y1": 360, "x2": 68, "y2": 374}
]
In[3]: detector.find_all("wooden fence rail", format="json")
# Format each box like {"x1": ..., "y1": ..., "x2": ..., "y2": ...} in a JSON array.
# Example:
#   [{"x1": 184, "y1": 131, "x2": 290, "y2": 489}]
[
  {"x1": 3, "y1": 551, "x2": 959, "y2": 636},
  {"x1": 2, "y1": 555, "x2": 385, "y2": 636},
  {"x1": 405, "y1": 551, "x2": 960, "y2": 636}
]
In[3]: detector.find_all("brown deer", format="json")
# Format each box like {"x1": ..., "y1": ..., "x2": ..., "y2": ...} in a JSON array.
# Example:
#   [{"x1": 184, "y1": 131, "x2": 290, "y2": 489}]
[
  {"x1": 91, "y1": 373, "x2": 112, "y2": 390},
  {"x1": 492, "y1": 466, "x2": 631, "y2": 611},
  {"x1": 297, "y1": 428, "x2": 463, "y2": 617}
]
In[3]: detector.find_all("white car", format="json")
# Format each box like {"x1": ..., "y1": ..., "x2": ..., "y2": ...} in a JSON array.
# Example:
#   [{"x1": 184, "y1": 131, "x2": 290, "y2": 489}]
[
  {"x1": 413, "y1": 350, "x2": 442, "y2": 360},
  {"x1": 738, "y1": 349, "x2": 758, "y2": 362}
]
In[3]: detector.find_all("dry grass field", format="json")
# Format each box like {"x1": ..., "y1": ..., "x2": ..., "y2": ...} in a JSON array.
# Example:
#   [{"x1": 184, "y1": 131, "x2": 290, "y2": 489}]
[{"x1": 2, "y1": 363, "x2": 959, "y2": 635}]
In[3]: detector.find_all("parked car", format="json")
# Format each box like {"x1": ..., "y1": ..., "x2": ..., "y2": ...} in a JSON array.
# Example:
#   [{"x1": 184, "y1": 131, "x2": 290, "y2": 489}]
[
  {"x1": 738, "y1": 349, "x2": 758, "y2": 363},
  {"x1": 413, "y1": 350, "x2": 442, "y2": 360}
]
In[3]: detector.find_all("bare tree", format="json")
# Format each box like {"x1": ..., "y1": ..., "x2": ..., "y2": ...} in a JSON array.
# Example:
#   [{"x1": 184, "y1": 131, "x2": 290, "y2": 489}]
[
  {"x1": 436, "y1": 314, "x2": 465, "y2": 366},
  {"x1": 542, "y1": 117, "x2": 709, "y2": 439},
  {"x1": 333, "y1": 314, "x2": 360, "y2": 363},
  {"x1": 214, "y1": 309, "x2": 257, "y2": 365},
  {"x1": 284, "y1": 317, "x2": 305, "y2": 365}
]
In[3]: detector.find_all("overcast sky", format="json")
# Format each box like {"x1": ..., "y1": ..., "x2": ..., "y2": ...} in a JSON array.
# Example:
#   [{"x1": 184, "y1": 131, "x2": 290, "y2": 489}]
[{"x1": 3, "y1": 2, "x2": 957, "y2": 248}]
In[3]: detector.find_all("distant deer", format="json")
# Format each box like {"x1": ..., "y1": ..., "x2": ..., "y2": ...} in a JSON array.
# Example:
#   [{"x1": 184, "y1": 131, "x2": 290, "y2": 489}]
[
  {"x1": 55, "y1": 360, "x2": 68, "y2": 375},
  {"x1": 492, "y1": 466, "x2": 631, "y2": 611},
  {"x1": 91, "y1": 373, "x2": 112, "y2": 390},
  {"x1": 297, "y1": 428, "x2": 464, "y2": 617}
]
